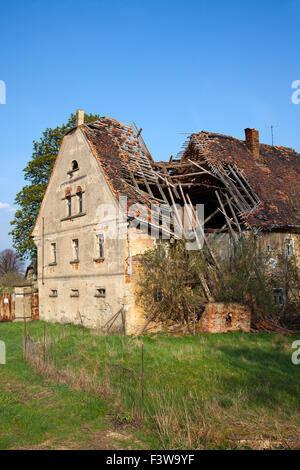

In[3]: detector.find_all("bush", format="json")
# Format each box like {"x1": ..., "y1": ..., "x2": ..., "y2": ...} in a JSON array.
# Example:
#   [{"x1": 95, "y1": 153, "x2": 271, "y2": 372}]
[{"x1": 138, "y1": 234, "x2": 300, "y2": 329}]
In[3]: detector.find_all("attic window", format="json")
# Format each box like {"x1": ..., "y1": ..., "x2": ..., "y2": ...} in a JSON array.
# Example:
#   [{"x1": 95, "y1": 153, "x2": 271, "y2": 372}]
[{"x1": 72, "y1": 160, "x2": 79, "y2": 171}]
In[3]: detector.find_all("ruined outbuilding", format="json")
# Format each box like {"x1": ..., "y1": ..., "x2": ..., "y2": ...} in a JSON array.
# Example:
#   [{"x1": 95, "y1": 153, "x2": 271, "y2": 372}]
[{"x1": 31, "y1": 111, "x2": 300, "y2": 333}]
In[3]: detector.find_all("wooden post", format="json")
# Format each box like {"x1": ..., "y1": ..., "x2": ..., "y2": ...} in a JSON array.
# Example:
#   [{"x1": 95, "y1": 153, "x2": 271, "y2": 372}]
[
  {"x1": 43, "y1": 324, "x2": 47, "y2": 364},
  {"x1": 141, "y1": 343, "x2": 145, "y2": 416},
  {"x1": 23, "y1": 316, "x2": 27, "y2": 357}
]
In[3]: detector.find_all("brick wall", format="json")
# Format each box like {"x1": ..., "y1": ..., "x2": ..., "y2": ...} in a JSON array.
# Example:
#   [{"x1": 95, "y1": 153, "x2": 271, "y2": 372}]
[{"x1": 198, "y1": 302, "x2": 251, "y2": 333}]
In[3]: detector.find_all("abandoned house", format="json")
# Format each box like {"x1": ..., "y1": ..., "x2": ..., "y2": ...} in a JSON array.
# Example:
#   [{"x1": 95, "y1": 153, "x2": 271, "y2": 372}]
[{"x1": 31, "y1": 110, "x2": 300, "y2": 334}]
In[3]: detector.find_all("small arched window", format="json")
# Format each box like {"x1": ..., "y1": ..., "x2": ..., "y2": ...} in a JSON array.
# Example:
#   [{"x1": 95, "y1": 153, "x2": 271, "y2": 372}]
[{"x1": 71, "y1": 160, "x2": 79, "y2": 171}]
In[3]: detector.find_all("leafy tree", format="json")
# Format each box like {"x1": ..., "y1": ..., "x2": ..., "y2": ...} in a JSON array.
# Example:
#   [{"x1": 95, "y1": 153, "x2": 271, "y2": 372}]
[{"x1": 10, "y1": 112, "x2": 100, "y2": 260}]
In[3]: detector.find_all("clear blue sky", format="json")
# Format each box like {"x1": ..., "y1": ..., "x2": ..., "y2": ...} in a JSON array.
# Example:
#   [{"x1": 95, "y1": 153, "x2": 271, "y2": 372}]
[{"x1": 0, "y1": 0, "x2": 299, "y2": 252}]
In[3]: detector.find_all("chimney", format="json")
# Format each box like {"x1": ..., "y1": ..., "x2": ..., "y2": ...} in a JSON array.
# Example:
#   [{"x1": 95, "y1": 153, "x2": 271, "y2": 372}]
[
  {"x1": 76, "y1": 109, "x2": 84, "y2": 127},
  {"x1": 245, "y1": 128, "x2": 260, "y2": 160}
]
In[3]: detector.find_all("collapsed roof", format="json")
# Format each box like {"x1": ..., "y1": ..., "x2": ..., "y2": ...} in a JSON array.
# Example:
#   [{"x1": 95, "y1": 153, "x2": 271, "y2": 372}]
[{"x1": 80, "y1": 116, "x2": 300, "y2": 233}]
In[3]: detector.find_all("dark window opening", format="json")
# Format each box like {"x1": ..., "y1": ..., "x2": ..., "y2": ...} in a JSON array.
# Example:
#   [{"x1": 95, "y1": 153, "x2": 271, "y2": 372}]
[
  {"x1": 50, "y1": 289, "x2": 58, "y2": 297},
  {"x1": 70, "y1": 289, "x2": 79, "y2": 298},
  {"x1": 71, "y1": 160, "x2": 79, "y2": 171},
  {"x1": 97, "y1": 234, "x2": 104, "y2": 259},
  {"x1": 285, "y1": 238, "x2": 294, "y2": 257},
  {"x1": 273, "y1": 288, "x2": 284, "y2": 305},
  {"x1": 67, "y1": 196, "x2": 72, "y2": 217},
  {"x1": 95, "y1": 288, "x2": 106, "y2": 298},
  {"x1": 225, "y1": 312, "x2": 232, "y2": 327},
  {"x1": 78, "y1": 192, "x2": 83, "y2": 213},
  {"x1": 154, "y1": 287, "x2": 163, "y2": 302}
]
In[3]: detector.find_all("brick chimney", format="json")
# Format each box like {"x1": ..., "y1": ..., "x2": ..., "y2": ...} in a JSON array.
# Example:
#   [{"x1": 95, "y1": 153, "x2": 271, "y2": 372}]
[
  {"x1": 245, "y1": 128, "x2": 260, "y2": 160},
  {"x1": 76, "y1": 109, "x2": 84, "y2": 127}
]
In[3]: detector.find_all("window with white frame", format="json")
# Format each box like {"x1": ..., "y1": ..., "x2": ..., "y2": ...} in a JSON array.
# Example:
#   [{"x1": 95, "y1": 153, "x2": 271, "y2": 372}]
[{"x1": 285, "y1": 237, "x2": 294, "y2": 257}]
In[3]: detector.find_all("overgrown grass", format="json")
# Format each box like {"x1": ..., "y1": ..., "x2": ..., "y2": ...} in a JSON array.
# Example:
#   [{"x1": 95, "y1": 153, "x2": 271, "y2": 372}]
[
  {"x1": 14, "y1": 321, "x2": 300, "y2": 449},
  {"x1": 0, "y1": 322, "x2": 152, "y2": 450}
]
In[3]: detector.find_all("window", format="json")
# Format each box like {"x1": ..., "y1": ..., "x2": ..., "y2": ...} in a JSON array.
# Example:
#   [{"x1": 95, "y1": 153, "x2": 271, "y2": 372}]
[
  {"x1": 78, "y1": 192, "x2": 83, "y2": 213},
  {"x1": 72, "y1": 239, "x2": 79, "y2": 261},
  {"x1": 97, "y1": 234, "x2": 104, "y2": 259},
  {"x1": 285, "y1": 238, "x2": 294, "y2": 257},
  {"x1": 66, "y1": 196, "x2": 72, "y2": 217},
  {"x1": 273, "y1": 288, "x2": 284, "y2": 305},
  {"x1": 266, "y1": 244, "x2": 272, "y2": 253},
  {"x1": 70, "y1": 289, "x2": 79, "y2": 298},
  {"x1": 154, "y1": 287, "x2": 163, "y2": 302},
  {"x1": 49, "y1": 289, "x2": 58, "y2": 297},
  {"x1": 95, "y1": 288, "x2": 106, "y2": 298},
  {"x1": 71, "y1": 160, "x2": 79, "y2": 171},
  {"x1": 50, "y1": 242, "x2": 56, "y2": 264},
  {"x1": 268, "y1": 258, "x2": 277, "y2": 269}
]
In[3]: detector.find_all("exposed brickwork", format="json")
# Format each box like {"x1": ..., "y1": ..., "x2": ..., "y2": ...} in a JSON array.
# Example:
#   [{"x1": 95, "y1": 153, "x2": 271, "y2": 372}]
[
  {"x1": 245, "y1": 128, "x2": 260, "y2": 160},
  {"x1": 198, "y1": 302, "x2": 251, "y2": 333}
]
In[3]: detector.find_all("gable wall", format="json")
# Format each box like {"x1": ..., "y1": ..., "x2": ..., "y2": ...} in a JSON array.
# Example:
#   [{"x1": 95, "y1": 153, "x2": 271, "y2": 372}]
[{"x1": 33, "y1": 128, "x2": 128, "y2": 329}]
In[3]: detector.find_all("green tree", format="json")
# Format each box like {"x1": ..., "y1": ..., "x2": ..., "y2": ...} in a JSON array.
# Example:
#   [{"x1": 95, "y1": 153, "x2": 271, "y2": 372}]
[{"x1": 10, "y1": 112, "x2": 100, "y2": 260}]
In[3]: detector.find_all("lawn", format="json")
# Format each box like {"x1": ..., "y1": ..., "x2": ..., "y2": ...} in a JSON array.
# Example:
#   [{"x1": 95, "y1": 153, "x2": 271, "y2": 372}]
[{"x1": 0, "y1": 321, "x2": 299, "y2": 449}]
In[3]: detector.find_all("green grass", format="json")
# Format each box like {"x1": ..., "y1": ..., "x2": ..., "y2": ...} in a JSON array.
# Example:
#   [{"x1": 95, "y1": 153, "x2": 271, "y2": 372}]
[
  {"x1": 0, "y1": 322, "x2": 150, "y2": 450},
  {"x1": 1, "y1": 321, "x2": 300, "y2": 449}
]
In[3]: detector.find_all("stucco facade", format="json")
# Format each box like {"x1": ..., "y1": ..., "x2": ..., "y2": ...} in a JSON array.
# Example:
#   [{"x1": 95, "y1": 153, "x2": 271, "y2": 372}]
[{"x1": 32, "y1": 127, "x2": 154, "y2": 332}]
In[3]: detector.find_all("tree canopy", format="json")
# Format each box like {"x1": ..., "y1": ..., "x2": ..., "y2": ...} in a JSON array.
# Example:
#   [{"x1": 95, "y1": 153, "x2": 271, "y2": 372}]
[{"x1": 10, "y1": 112, "x2": 100, "y2": 260}]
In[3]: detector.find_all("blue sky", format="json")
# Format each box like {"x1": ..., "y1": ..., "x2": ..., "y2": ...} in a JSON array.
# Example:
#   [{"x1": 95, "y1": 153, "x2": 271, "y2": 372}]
[{"x1": 0, "y1": 0, "x2": 299, "y2": 252}]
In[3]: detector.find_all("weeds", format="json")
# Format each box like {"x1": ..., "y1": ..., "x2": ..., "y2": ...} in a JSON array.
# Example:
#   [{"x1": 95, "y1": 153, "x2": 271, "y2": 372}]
[{"x1": 21, "y1": 322, "x2": 300, "y2": 449}]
